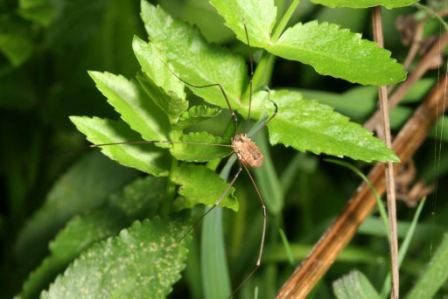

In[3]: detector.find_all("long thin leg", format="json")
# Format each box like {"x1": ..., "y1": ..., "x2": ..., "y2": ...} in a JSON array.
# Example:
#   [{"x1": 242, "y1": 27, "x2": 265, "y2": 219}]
[
  {"x1": 243, "y1": 23, "x2": 254, "y2": 121},
  {"x1": 252, "y1": 89, "x2": 279, "y2": 136},
  {"x1": 180, "y1": 165, "x2": 243, "y2": 241},
  {"x1": 230, "y1": 164, "x2": 268, "y2": 298}
]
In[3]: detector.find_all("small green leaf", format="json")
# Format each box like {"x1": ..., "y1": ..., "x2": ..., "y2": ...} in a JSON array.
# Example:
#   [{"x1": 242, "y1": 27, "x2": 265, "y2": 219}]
[
  {"x1": 209, "y1": 0, "x2": 277, "y2": 47},
  {"x1": 406, "y1": 234, "x2": 448, "y2": 299},
  {"x1": 170, "y1": 131, "x2": 232, "y2": 162},
  {"x1": 311, "y1": 0, "x2": 418, "y2": 9},
  {"x1": 0, "y1": 15, "x2": 33, "y2": 66},
  {"x1": 140, "y1": 1, "x2": 248, "y2": 109},
  {"x1": 175, "y1": 105, "x2": 222, "y2": 128},
  {"x1": 18, "y1": 177, "x2": 166, "y2": 299},
  {"x1": 70, "y1": 116, "x2": 170, "y2": 176},
  {"x1": 268, "y1": 21, "x2": 406, "y2": 86},
  {"x1": 333, "y1": 270, "x2": 381, "y2": 299},
  {"x1": 171, "y1": 164, "x2": 238, "y2": 211},
  {"x1": 89, "y1": 71, "x2": 170, "y2": 141},
  {"x1": 265, "y1": 90, "x2": 399, "y2": 162},
  {"x1": 41, "y1": 218, "x2": 191, "y2": 299},
  {"x1": 133, "y1": 36, "x2": 188, "y2": 120}
]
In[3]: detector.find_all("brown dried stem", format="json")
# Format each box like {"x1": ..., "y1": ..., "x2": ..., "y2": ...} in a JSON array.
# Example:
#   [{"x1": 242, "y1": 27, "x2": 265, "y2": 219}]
[{"x1": 276, "y1": 76, "x2": 448, "y2": 299}]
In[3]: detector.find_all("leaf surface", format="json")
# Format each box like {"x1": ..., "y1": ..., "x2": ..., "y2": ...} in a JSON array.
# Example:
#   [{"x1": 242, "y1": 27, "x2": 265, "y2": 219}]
[
  {"x1": 268, "y1": 21, "x2": 406, "y2": 86},
  {"x1": 209, "y1": 0, "x2": 277, "y2": 47},
  {"x1": 333, "y1": 270, "x2": 381, "y2": 299},
  {"x1": 171, "y1": 164, "x2": 238, "y2": 211},
  {"x1": 140, "y1": 1, "x2": 248, "y2": 110},
  {"x1": 170, "y1": 131, "x2": 231, "y2": 162},
  {"x1": 41, "y1": 219, "x2": 191, "y2": 299},
  {"x1": 89, "y1": 71, "x2": 169, "y2": 141},
  {"x1": 265, "y1": 90, "x2": 399, "y2": 162},
  {"x1": 311, "y1": 0, "x2": 418, "y2": 8},
  {"x1": 70, "y1": 116, "x2": 170, "y2": 176},
  {"x1": 175, "y1": 105, "x2": 221, "y2": 128}
]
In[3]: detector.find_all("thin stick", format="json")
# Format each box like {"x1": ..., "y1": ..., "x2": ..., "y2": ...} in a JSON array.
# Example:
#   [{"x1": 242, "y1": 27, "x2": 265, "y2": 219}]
[
  {"x1": 276, "y1": 76, "x2": 448, "y2": 299},
  {"x1": 372, "y1": 7, "x2": 399, "y2": 299},
  {"x1": 230, "y1": 164, "x2": 268, "y2": 298}
]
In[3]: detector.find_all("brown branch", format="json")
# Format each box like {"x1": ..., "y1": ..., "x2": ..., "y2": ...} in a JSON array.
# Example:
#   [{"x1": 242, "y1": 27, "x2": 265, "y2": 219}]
[
  {"x1": 372, "y1": 7, "x2": 399, "y2": 299},
  {"x1": 276, "y1": 76, "x2": 448, "y2": 299},
  {"x1": 365, "y1": 32, "x2": 448, "y2": 131}
]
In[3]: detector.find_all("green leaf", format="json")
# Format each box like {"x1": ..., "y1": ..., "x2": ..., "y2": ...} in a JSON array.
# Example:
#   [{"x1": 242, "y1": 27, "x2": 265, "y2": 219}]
[
  {"x1": 0, "y1": 15, "x2": 33, "y2": 66},
  {"x1": 70, "y1": 116, "x2": 170, "y2": 176},
  {"x1": 209, "y1": 0, "x2": 277, "y2": 47},
  {"x1": 171, "y1": 163, "x2": 238, "y2": 211},
  {"x1": 333, "y1": 270, "x2": 381, "y2": 299},
  {"x1": 265, "y1": 90, "x2": 399, "y2": 162},
  {"x1": 41, "y1": 218, "x2": 191, "y2": 299},
  {"x1": 19, "y1": 0, "x2": 55, "y2": 26},
  {"x1": 170, "y1": 131, "x2": 232, "y2": 162},
  {"x1": 133, "y1": 36, "x2": 188, "y2": 120},
  {"x1": 140, "y1": 1, "x2": 248, "y2": 110},
  {"x1": 175, "y1": 105, "x2": 222, "y2": 128},
  {"x1": 311, "y1": 0, "x2": 418, "y2": 9},
  {"x1": 18, "y1": 177, "x2": 166, "y2": 299},
  {"x1": 89, "y1": 71, "x2": 170, "y2": 141},
  {"x1": 406, "y1": 234, "x2": 448, "y2": 299},
  {"x1": 14, "y1": 152, "x2": 137, "y2": 268},
  {"x1": 267, "y1": 21, "x2": 406, "y2": 86}
]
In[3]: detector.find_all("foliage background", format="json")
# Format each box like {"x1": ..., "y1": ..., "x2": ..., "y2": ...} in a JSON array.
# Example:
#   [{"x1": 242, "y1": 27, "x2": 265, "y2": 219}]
[{"x1": 0, "y1": 0, "x2": 447, "y2": 298}]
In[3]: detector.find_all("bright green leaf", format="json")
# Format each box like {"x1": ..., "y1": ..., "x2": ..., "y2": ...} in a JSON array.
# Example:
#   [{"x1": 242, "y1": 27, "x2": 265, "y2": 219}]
[
  {"x1": 140, "y1": 1, "x2": 248, "y2": 109},
  {"x1": 41, "y1": 218, "x2": 191, "y2": 299},
  {"x1": 171, "y1": 163, "x2": 238, "y2": 211},
  {"x1": 70, "y1": 116, "x2": 170, "y2": 176},
  {"x1": 89, "y1": 71, "x2": 169, "y2": 141},
  {"x1": 312, "y1": 0, "x2": 418, "y2": 9},
  {"x1": 209, "y1": 0, "x2": 277, "y2": 47},
  {"x1": 170, "y1": 131, "x2": 232, "y2": 162},
  {"x1": 133, "y1": 36, "x2": 188, "y2": 120},
  {"x1": 266, "y1": 90, "x2": 399, "y2": 162},
  {"x1": 333, "y1": 270, "x2": 381, "y2": 299},
  {"x1": 268, "y1": 21, "x2": 406, "y2": 86},
  {"x1": 175, "y1": 105, "x2": 221, "y2": 128},
  {"x1": 18, "y1": 177, "x2": 166, "y2": 299}
]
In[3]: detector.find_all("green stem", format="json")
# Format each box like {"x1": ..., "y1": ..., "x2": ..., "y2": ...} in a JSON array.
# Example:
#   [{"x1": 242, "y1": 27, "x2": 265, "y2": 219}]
[{"x1": 272, "y1": 0, "x2": 301, "y2": 41}]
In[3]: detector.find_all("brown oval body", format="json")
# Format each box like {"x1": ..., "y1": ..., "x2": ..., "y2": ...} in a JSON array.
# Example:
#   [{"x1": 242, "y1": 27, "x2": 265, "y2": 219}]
[{"x1": 231, "y1": 133, "x2": 264, "y2": 168}]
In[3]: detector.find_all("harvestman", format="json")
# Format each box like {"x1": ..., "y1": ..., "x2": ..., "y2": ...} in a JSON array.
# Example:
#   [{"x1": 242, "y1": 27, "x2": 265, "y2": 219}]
[{"x1": 93, "y1": 25, "x2": 278, "y2": 296}]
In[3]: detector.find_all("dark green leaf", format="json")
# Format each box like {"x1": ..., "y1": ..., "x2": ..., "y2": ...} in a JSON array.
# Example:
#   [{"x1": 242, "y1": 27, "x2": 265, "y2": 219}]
[
  {"x1": 140, "y1": 1, "x2": 248, "y2": 110},
  {"x1": 19, "y1": 0, "x2": 55, "y2": 26},
  {"x1": 268, "y1": 21, "x2": 406, "y2": 86},
  {"x1": 0, "y1": 15, "x2": 33, "y2": 66},
  {"x1": 171, "y1": 163, "x2": 238, "y2": 211},
  {"x1": 170, "y1": 131, "x2": 232, "y2": 162},
  {"x1": 70, "y1": 116, "x2": 170, "y2": 176},
  {"x1": 333, "y1": 270, "x2": 381, "y2": 299},
  {"x1": 312, "y1": 0, "x2": 418, "y2": 9},
  {"x1": 41, "y1": 218, "x2": 191, "y2": 299},
  {"x1": 89, "y1": 71, "x2": 170, "y2": 141},
  {"x1": 264, "y1": 90, "x2": 399, "y2": 162}
]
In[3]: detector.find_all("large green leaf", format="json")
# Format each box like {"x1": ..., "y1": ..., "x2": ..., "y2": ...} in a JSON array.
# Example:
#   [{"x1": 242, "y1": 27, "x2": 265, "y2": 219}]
[
  {"x1": 132, "y1": 36, "x2": 188, "y2": 121},
  {"x1": 268, "y1": 21, "x2": 406, "y2": 86},
  {"x1": 170, "y1": 131, "x2": 232, "y2": 162},
  {"x1": 171, "y1": 163, "x2": 238, "y2": 211},
  {"x1": 333, "y1": 270, "x2": 381, "y2": 299},
  {"x1": 140, "y1": 1, "x2": 248, "y2": 110},
  {"x1": 18, "y1": 177, "x2": 166, "y2": 299},
  {"x1": 70, "y1": 116, "x2": 170, "y2": 176},
  {"x1": 41, "y1": 218, "x2": 191, "y2": 299},
  {"x1": 175, "y1": 105, "x2": 221, "y2": 128},
  {"x1": 264, "y1": 90, "x2": 399, "y2": 162},
  {"x1": 89, "y1": 71, "x2": 169, "y2": 141},
  {"x1": 311, "y1": 0, "x2": 418, "y2": 9},
  {"x1": 209, "y1": 0, "x2": 277, "y2": 47}
]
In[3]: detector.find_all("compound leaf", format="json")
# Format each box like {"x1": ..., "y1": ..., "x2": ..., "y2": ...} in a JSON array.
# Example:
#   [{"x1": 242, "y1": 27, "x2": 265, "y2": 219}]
[
  {"x1": 89, "y1": 71, "x2": 170, "y2": 141},
  {"x1": 171, "y1": 164, "x2": 238, "y2": 211},
  {"x1": 311, "y1": 0, "x2": 418, "y2": 9},
  {"x1": 268, "y1": 21, "x2": 406, "y2": 86},
  {"x1": 70, "y1": 116, "x2": 170, "y2": 176},
  {"x1": 41, "y1": 218, "x2": 191, "y2": 299},
  {"x1": 266, "y1": 90, "x2": 399, "y2": 162},
  {"x1": 209, "y1": 0, "x2": 277, "y2": 48}
]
